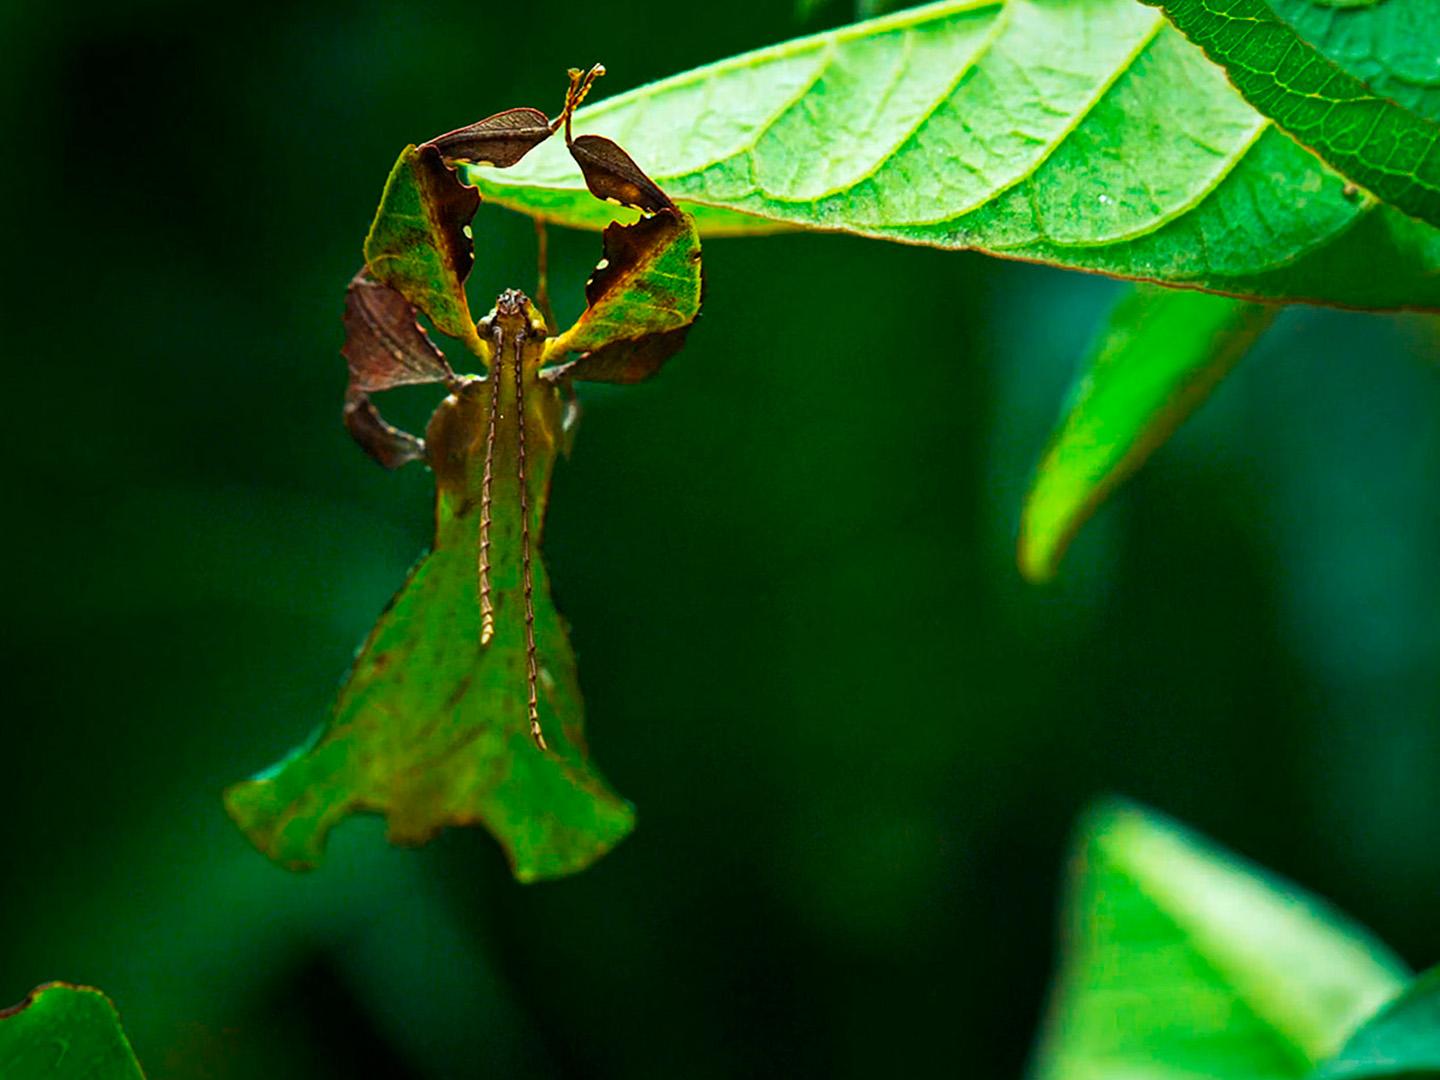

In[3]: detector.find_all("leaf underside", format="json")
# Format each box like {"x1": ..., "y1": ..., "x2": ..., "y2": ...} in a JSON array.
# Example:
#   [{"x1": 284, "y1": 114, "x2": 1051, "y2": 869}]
[
  {"x1": 1146, "y1": 0, "x2": 1440, "y2": 230},
  {"x1": 469, "y1": 0, "x2": 1440, "y2": 311},
  {"x1": 0, "y1": 983, "x2": 145, "y2": 1080},
  {"x1": 1032, "y1": 802, "x2": 1409, "y2": 1080},
  {"x1": 1018, "y1": 285, "x2": 1276, "y2": 582}
]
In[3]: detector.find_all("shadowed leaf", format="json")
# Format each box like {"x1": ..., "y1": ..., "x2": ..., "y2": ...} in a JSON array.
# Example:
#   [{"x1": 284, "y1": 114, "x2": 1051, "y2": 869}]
[
  {"x1": 1018, "y1": 285, "x2": 1276, "y2": 582},
  {"x1": 544, "y1": 209, "x2": 704, "y2": 383},
  {"x1": 1146, "y1": 0, "x2": 1440, "y2": 229},
  {"x1": 468, "y1": 0, "x2": 1440, "y2": 311},
  {"x1": 227, "y1": 362, "x2": 635, "y2": 881},
  {"x1": 1314, "y1": 967, "x2": 1440, "y2": 1080},
  {"x1": 343, "y1": 390, "x2": 427, "y2": 470},
  {"x1": 1032, "y1": 801, "x2": 1408, "y2": 1080},
  {"x1": 364, "y1": 143, "x2": 482, "y2": 348},
  {"x1": 342, "y1": 271, "x2": 453, "y2": 392},
  {"x1": 0, "y1": 983, "x2": 144, "y2": 1079},
  {"x1": 428, "y1": 106, "x2": 556, "y2": 168}
]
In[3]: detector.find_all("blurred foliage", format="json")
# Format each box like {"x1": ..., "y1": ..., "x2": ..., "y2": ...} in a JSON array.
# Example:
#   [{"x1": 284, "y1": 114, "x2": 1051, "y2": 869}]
[
  {"x1": 1317, "y1": 967, "x2": 1440, "y2": 1080},
  {"x1": 1033, "y1": 802, "x2": 1408, "y2": 1080},
  {"x1": 0, "y1": 984, "x2": 144, "y2": 1079},
  {"x1": 1020, "y1": 286, "x2": 1276, "y2": 582},
  {"x1": 5, "y1": 0, "x2": 1440, "y2": 1077}
]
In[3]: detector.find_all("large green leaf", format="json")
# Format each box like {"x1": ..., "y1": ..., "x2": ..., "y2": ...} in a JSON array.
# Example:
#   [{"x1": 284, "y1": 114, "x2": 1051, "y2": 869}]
[
  {"x1": 468, "y1": 0, "x2": 1440, "y2": 311},
  {"x1": 1146, "y1": 0, "x2": 1440, "y2": 229},
  {"x1": 1031, "y1": 801, "x2": 1409, "y2": 1080},
  {"x1": 1018, "y1": 285, "x2": 1276, "y2": 582},
  {"x1": 1253, "y1": 0, "x2": 1440, "y2": 122},
  {"x1": 0, "y1": 983, "x2": 144, "y2": 1079},
  {"x1": 1313, "y1": 967, "x2": 1440, "y2": 1080}
]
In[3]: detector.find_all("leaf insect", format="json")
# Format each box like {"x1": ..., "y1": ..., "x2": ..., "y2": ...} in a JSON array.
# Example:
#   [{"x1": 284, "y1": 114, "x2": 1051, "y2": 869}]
[{"x1": 225, "y1": 67, "x2": 704, "y2": 880}]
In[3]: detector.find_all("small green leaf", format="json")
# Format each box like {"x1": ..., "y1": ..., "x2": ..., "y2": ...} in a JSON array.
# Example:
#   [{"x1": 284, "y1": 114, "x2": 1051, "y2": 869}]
[
  {"x1": 363, "y1": 143, "x2": 483, "y2": 350},
  {"x1": 1018, "y1": 285, "x2": 1276, "y2": 582},
  {"x1": 468, "y1": 0, "x2": 1440, "y2": 311},
  {"x1": 1032, "y1": 801, "x2": 1408, "y2": 1080},
  {"x1": 0, "y1": 983, "x2": 144, "y2": 1079},
  {"x1": 1145, "y1": 0, "x2": 1440, "y2": 229},
  {"x1": 544, "y1": 209, "x2": 704, "y2": 383},
  {"x1": 1314, "y1": 967, "x2": 1440, "y2": 1080}
]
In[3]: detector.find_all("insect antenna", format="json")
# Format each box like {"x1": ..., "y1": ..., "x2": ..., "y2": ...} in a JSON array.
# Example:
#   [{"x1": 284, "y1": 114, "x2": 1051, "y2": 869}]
[
  {"x1": 514, "y1": 328, "x2": 547, "y2": 750},
  {"x1": 478, "y1": 324, "x2": 503, "y2": 646}
]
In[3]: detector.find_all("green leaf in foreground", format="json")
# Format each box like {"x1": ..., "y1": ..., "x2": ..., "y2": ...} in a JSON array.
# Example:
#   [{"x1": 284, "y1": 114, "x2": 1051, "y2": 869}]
[
  {"x1": 1018, "y1": 285, "x2": 1276, "y2": 582},
  {"x1": 1145, "y1": 0, "x2": 1440, "y2": 230},
  {"x1": 468, "y1": 0, "x2": 1440, "y2": 311},
  {"x1": 1031, "y1": 801, "x2": 1408, "y2": 1080},
  {"x1": 1314, "y1": 966, "x2": 1440, "y2": 1080},
  {"x1": 0, "y1": 983, "x2": 144, "y2": 1080}
]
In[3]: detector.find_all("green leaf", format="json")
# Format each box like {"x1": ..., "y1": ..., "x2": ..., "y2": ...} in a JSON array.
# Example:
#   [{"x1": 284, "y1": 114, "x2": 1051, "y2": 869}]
[
  {"x1": 364, "y1": 143, "x2": 485, "y2": 352},
  {"x1": 1018, "y1": 285, "x2": 1276, "y2": 582},
  {"x1": 226, "y1": 329, "x2": 636, "y2": 881},
  {"x1": 1145, "y1": 0, "x2": 1440, "y2": 230},
  {"x1": 544, "y1": 208, "x2": 705, "y2": 383},
  {"x1": 1314, "y1": 967, "x2": 1440, "y2": 1080},
  {"x1": 0, "y1": 983, "x2": 144, "y2": 1079},
  {"x1": 1265, "y1": 0, "x2": 1440, "y2": 120},
  {"x1": 1032, "y1": 801, "x2": 1409, "y2": 1080},
  {"x1": 467, "y1": 0, "x2": 1440, "y2": 311}
]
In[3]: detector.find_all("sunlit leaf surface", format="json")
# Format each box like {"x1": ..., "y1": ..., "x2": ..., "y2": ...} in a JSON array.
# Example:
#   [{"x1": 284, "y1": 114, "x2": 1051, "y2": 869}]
[
  {"x1": 469, "y1": 0, "x2": 1440, "y2": 310},
  {"x1": 1147, "y1": 0, "x2": 1440, "y2": 229},
  {"x1": 1032, "y1": 802, "x2": 1408, "y2": 1080}
]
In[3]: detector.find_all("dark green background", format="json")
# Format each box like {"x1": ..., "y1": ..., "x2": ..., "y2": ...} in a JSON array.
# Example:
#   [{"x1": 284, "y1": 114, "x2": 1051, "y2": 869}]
[{"x1": 5, "y1": 1, "x2": 1439, "y2": 1076}]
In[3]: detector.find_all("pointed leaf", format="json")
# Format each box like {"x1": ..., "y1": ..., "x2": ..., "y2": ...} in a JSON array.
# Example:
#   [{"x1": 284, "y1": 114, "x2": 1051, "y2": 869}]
[
  {"x1": 227, "y1": 374, "x2": 635, "y2": 881},
  {"x1": 1145, "y1": 0, "x2": 1440, "y2": 229},
  {"x1": 427, "y1": 106, "x2": 556, "y2": 168},
  {"x1": 1032, "y1": 801, "x2": 1408, "y2": 1080},
  {"x1": 0, "y1": 983, "x2": 144, "y2": 1080},
  {"x1": 1018, "y1": 285, "x2": 1276, "y2": 582},
  {"x1": 363, "y1": 143, "x2": 482, "y2": 347},
  {"x1": 545, "y1": 209, "x2": 704, "y2": 383},
  {"x1": 468, "y1": 0, "x2": 1440, "y2": 311},
  {"x1": 342, "y1": 271, "x2": 453, "y2": 392},
  {"x1": 1314, "y1": 967, "x2": 1440, "y2": 1080}
]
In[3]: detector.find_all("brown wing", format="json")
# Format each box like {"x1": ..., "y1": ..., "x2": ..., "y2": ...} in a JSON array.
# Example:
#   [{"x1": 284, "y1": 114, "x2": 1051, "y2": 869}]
[
  {"x1": 427, "y1": 107, "x2": 555, "y2": 168},
  {"x1": 341, "y1": 271, "x2": 454, "y2": 393}
]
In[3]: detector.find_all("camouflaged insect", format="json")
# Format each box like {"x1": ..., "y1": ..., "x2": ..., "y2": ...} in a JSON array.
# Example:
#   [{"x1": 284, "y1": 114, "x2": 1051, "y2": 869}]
[{"x1": 226, "y1": 66, "x2": 704, "y2": 881}]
